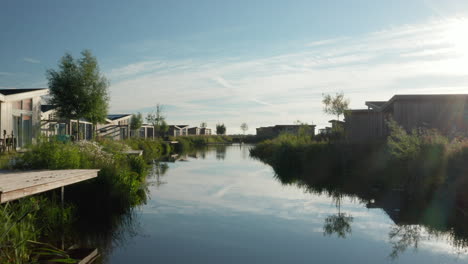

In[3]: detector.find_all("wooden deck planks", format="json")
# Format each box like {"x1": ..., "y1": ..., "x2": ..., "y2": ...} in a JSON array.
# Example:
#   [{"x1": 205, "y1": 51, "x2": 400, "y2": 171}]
[{"x1": 0, "y1": 169, "x2": 99, "y2": 203}]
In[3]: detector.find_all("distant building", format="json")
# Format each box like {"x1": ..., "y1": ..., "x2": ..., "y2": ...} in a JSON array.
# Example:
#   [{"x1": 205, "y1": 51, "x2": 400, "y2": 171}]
[
  {"x1": 187, "y1": 127, "x2": 200, "y2": 136},
  {"x1": 200, "y1": 127, "x2": 212, "y2": 135},
  {"x1": 97, "y1": 114, "x2": 132, "y2": 140},
  {"x1": 168, "y1": 125, "x2": 189, "y2": 137},
  {"x1": 345, "y1": 94, "x2": 468, "y2": 142},
  {"x1": 138, "y1": 124, "x2": 154, "y2": 139},
  {"x1": 41, "y1": 104, "x2": 93, "y2": 141},
  {"x1": 256, "y1": 124, "x2": 316, "y2": 139},
  {"x1": 318, "y1": 127, "x2": 332, "y2": 135}
]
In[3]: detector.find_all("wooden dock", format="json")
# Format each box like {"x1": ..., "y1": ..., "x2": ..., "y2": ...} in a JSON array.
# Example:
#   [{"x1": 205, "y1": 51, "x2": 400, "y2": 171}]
[
  {"x1": 0, "y1": 169, "x2": 99, "y2": 203},
  {"x1": 123, "y1": 150, "x2": 143, "y2": 156}
]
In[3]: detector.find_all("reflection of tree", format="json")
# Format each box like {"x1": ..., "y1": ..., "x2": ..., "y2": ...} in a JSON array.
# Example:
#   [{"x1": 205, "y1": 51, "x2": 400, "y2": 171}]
[
  {"x1": 215, "y1": 145, "x2": 227, "y2": 160},
  {"x1": 199, "y1": 149, "x2": 206, "y2": 160},
  {"x1": 241, "y1": 144, "x2": 249, "y2": 160},
  {"x1": 150, "y1": 162, "x2": 169, "y2": 187},
  {"x1": 323, "y1": 193, "x2": 354, "y2": 238},
  {"x1": 388, "y1": 225, "x2": 422, "y2": 260},
  {"x1": 323, "y1": 214, "x2": 353, "y2": 238}
]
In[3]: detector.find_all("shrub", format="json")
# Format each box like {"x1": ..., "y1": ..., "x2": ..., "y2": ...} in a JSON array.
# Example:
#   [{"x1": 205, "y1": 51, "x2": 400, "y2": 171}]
[{"x1": 17, "y1": 140, "x2": 81, "y2": 169}]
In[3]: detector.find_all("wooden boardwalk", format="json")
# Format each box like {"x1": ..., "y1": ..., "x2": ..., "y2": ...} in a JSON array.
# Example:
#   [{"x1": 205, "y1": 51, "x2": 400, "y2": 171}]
[{"x1": 0, "y1": 169, "x2": 99, "y2": 203}]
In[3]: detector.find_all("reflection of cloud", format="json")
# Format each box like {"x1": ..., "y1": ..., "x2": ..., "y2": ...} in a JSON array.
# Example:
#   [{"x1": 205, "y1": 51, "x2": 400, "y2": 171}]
[{"x1": 144, "y1": 146, "x2": 468, "y2": 259}]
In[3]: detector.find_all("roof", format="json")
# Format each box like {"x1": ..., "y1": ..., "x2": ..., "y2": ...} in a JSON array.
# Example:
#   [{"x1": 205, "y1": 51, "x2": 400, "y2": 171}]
[
  {"x1": 366, "y1": 94, "x2": 468, "y2": 112},
  {"x1": 169, "y1": 125, "x2": 189, "y2": 128},
  {"x1": 41, "y1": 104, "x2": 56, "y2": 113},
  {"x1": 275, "y1": 124, "x2": 316, "y2": 128},
  {"x1": 107, "y1": 114, "x2": 132, "y2": 121},
  {"x1": 366, "y1": 101, "x2": 387, "y2": 109},
  {"x1": 0, "y1": 88, "x2": 47, "y2": 95},
  {"x1": 328, "y1": 120, "x2": 345, "y2": 124},
  {"x1": 0, "y1": 88, "x2": 49, "y2": 102}
]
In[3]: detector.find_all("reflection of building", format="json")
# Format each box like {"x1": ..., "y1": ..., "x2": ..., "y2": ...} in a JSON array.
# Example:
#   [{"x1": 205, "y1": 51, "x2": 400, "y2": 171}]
[
  {"x1": 256, "y1": 125, "x2": 316, "y2": 139},
  {"x1": 346, "y1": 94, "x2": 468, "y2": 142},
  {"x1": 0, "y1": 88, "x2": 49, "y2": 148}
]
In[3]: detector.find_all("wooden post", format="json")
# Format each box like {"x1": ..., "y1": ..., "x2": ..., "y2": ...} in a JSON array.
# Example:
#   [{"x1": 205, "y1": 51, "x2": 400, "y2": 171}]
[{"x1": 61, "y1": 186, "x2": 65, "y2": 250}]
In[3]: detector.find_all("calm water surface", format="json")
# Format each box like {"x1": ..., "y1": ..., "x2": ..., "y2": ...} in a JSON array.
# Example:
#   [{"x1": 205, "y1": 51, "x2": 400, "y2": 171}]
[{"x1": 104, "y1": 145, "x2": 468, "y2": 263}]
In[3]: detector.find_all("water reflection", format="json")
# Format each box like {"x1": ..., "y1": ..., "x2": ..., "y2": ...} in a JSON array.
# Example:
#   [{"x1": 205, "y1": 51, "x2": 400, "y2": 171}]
[
  {"x1": 150, "y1": 161, "x2": 169, "y2": 187},
  {"x1": 323, "y1": 193, "x2": 353, "y2": 238},
  {"x1": 215, "y1": 145, "x2": 227, "y2": 160},
  {"x1": 91, "y1": 145, "x2": 468, "y2": 263},
  {"x1": 259, "y1": 149, "x2": 468, "y2": 260}
]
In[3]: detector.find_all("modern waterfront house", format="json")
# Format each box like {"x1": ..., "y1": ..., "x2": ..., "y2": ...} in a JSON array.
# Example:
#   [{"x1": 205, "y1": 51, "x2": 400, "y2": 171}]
[
  {"x1": 97, "y1": 114, "x2": 133, "y2": 140},
  {"x1": 137, "y1": 124, "x2": 155, "y2": 138},
  {"x1": 200, "y1": 127, "x2": 212, "y2": 135},
  {"x1": 168, "y1": 125, "x2": 189, "y2": 137},
  {"x1": 0, "y1": 88, "x2": 49, "y2": 149},
  {"x1": 345, "y1": 94, "x2": 468, "y2": 142},
  {"x1": 41, "y1": 104, "x2": 93, "y2": 141},
  {"x1": 187, "y1": 127, "x2": 200, "y2": 136}
]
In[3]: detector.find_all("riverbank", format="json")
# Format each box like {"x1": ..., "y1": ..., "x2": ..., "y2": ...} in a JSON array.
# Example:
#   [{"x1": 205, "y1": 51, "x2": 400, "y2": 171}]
[{"x1": 0, "y1": 136, "x2": 229, "y2": 263}]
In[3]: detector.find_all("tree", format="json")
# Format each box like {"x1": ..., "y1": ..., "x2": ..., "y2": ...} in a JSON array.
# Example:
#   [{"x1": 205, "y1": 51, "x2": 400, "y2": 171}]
[
  {"x1": 240, "y1": 123, "x2": 248, "y2": 135},
  {"x1": 216, "y1": 123, "x2": 226, "y2": 135},
  {"x1": 322, "y1": 92, "x2": 349, "y2": 121},
  {"x1": 200, "y1": 122, "x2": 207, "y2": 128},
  {"x1": 130, "y1": 112, "x2": 143, "y2": 137},
  {"x1": 47, "y1": 50, "x2": 109, "y2": 140},
  {"x1": 146, "y1": 104, "x2": 169, "y2": 137}
]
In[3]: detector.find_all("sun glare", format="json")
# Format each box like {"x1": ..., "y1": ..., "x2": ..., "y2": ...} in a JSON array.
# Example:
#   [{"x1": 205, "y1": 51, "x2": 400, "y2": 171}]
[{"x1": 443, "y1": 18, "x2": 468, "y2": 55}]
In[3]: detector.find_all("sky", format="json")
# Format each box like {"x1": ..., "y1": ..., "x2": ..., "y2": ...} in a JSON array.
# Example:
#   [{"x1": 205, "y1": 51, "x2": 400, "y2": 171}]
[{"x1": 2, "y1": 0, "x2": 468, "y2": 133}]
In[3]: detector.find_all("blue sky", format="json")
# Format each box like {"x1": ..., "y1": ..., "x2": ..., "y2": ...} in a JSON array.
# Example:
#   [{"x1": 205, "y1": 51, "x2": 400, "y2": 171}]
[{"x1": 2, "y1": 0, "x2": 468, "y2": 133}]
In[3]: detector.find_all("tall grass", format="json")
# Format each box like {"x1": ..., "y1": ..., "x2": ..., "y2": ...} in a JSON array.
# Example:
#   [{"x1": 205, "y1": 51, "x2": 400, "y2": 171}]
[
  {"x1": 4, "y1": 139, "x2": 152, "y2": 263},
  {"x1": 0, "y1": 196, "x2": 75, "y2": 264}
]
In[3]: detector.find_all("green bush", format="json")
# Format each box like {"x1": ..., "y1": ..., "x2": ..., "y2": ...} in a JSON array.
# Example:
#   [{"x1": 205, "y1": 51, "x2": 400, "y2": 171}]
[
  {"x1": 18, "y1": 140, "x2": 81, "y2": 169},
  {"x1": 125, "y1": 138, "x2": 171, "y2": 162}
]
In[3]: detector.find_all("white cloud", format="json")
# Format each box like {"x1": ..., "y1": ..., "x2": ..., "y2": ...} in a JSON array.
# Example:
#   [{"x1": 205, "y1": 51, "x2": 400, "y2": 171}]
[
  {"x1": 23, "y1": 57, "x2": 40, "y2": 64},
  {"x1": 107, "y1": 17, "x2": 468, "y2": 133},
  {"x1": 306, "y1": 37, "x2": 349, "y2": 47}
]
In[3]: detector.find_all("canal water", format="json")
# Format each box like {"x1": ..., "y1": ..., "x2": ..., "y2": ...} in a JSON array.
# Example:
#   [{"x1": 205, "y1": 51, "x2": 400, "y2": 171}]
[{"x1": 103, "y1": 145, "x2": 468, "y2": 263}]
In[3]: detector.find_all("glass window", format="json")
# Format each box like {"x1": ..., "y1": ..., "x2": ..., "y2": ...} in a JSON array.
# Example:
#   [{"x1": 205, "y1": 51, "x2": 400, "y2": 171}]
[{"x1": 23, "y1": 99, "x2": 32, "y2": 111}]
